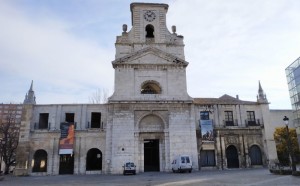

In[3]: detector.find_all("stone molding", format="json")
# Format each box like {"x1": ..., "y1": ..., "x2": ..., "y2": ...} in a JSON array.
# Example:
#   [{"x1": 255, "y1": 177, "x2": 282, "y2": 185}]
[{"x1": 112, "y1": 47, "x2": 188, "y2": 67}]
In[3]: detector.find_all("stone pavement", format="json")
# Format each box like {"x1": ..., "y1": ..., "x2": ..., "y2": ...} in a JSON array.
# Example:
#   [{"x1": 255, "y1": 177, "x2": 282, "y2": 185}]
[{"x1": 1, "y1": 168, "x2": 299, "y2": 186}]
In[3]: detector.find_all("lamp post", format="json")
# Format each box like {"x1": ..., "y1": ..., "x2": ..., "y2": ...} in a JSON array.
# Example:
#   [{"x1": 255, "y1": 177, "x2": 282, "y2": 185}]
[{"x1": 283, "y1": 116, "x2": 296, "y2": 173}]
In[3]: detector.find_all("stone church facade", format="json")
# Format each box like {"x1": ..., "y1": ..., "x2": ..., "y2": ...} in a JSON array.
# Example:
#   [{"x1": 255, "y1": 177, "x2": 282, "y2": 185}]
[{"x1": 14, "y1": 3, "x2": 274, "y2": 176}]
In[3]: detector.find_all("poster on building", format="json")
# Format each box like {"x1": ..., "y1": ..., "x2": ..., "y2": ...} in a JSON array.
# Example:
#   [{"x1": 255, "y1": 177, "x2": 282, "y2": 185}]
[
  {"x1": 200, "y1": 120, "x2": 214, "y2": 141},
  {"x1": 59, "y1": 122, "x2": 75, "y2": 154}
]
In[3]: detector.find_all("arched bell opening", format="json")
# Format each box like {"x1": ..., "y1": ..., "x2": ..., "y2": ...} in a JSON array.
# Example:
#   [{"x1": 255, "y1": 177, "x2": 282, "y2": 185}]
[
  {"x1": 141, "y1": 80, "x2": 161, "y2": 94},
  {"x1": 145, "y1": 24, "x2": 154, "y2": 38}
]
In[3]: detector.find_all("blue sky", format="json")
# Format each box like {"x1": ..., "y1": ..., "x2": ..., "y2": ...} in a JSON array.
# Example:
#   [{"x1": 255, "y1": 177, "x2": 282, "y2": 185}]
[{"x1": 1, "y1": 0, "x2": 300, "y2": 109}]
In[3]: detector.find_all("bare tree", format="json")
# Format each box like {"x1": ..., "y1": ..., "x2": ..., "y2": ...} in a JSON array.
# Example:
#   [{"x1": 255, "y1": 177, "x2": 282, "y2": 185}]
[
  {"x1": 0, "y1": 104, "x2": 21, "y2": 174},
  {"x1": 89, "y1": 88, "x2": 110, "y2": 104}
]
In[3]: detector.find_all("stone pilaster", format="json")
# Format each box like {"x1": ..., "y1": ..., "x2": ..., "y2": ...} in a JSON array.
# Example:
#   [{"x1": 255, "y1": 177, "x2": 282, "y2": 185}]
[{"x1": 14, "y1": 105, "x2": 34, "y2": 176}]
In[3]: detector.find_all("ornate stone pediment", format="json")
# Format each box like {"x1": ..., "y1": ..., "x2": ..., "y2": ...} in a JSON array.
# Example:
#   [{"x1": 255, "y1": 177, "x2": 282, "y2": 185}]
[
  {"x1": 112, "y1": 47, "x2": 188, "y2": 67},
  {"x1": 225, "y1": 135, "x2": 239, "y2": 144}
]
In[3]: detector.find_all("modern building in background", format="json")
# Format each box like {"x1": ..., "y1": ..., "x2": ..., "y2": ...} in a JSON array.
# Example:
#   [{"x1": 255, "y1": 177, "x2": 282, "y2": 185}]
[
  {"x1": 285, "y1": 57, "x2": 300, "y2": 147},
  {"x1": 12, "y1": 3, "x2": 292, "y2": 176}
]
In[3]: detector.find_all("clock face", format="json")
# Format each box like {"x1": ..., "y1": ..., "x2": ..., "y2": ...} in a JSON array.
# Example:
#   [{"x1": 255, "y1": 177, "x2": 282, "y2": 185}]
[{"x1": 144, "y1": 10, "x2": 156, "y2": 22}]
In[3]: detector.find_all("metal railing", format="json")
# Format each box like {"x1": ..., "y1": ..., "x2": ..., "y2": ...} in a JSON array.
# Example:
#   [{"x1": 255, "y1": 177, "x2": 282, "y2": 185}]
[
  {"x1": 245, "y1": 119, "x2": 263, "y2": 127},
  {"x1": 87, "y1": 122, "x2": 104, "y2": 130},
  {"x1": 33, "y1": 122, "x2": 50, "y2": 130},
  {"x1": 223, "y1": 119, "x2": 238, "y2": 126},
  {"x1": 220, "y1": 118, "x2": 264, "y2": 128}
]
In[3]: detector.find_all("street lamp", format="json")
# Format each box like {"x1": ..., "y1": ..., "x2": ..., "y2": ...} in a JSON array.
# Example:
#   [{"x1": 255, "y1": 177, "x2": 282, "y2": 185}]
[{"x1": 283, "y1": 116, "x2": 296, "y2": 173}]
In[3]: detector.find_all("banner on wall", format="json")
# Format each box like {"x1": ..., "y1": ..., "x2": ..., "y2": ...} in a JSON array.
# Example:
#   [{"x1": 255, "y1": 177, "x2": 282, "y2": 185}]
[
  {"x1": 200, "y1": 120, "x2": 214, "y2": 142},
  {"x1": 59, "y1": 122, "x2": 75, "y2": 154}
]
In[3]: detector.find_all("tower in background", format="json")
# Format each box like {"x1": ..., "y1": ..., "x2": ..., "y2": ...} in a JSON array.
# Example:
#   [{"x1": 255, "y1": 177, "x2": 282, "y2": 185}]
[{"x1": 23, "y1": 81, "x2": 36, "y2": 105}]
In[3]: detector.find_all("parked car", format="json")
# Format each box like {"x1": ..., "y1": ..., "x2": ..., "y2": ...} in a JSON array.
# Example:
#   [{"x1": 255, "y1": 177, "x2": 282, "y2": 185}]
[
  {"x1": 123, "y1": 162, "x2": 136, "y2": 175},
  {"x1": 171, "y1": 155, "x2": 192, "y2": 173}
]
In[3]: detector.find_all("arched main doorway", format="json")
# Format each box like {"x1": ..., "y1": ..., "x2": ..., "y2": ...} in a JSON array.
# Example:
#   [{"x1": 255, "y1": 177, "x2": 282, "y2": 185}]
[
  {"x1": 249, "y1": 145, "x2": 262, "y2": 165},
  {"x1": 32, "y1": 149, "x2": 47, "y2": 172},
  {"x1": 86, "y1": 148, "x2": 102, "y2": 171},
  {"x1": 139, "y1": 114, "x2": 165, "y2": 172},
  {"x1": 226, "y1": 145, "x2": 239, "y2": 168}
]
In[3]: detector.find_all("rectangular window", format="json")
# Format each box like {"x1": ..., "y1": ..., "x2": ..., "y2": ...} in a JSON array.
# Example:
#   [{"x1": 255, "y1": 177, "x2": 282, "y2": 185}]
[
  {"x1": 200, "y1": 111, "x2": 209, "y2": 120},
  {"x1": 247, "y1": 111, "x2": 256, "y2": 126},
  {"x1": 91, "y1": 112, "x2": 101, "y2": 128},
  {"x1": 38, "y1": 113, "x2": 49, "y2": 129},
  {"x1": 65, "y1": 113, "x2": 75, "y2": 123},
  {"x1": 225, "y1": 111, "x2": 234, "y2": 126}
]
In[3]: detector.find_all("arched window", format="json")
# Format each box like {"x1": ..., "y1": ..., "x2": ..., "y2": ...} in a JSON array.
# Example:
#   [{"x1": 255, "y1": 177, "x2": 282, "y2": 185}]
[
  {"x1": 141, "y1": 81, "x2": 161, "y2": 94},
  {"x1": 249, "y1": 145, "x2": 262, "y2": 165},
  {"x1": 32, "y1": 149, "x2": 47, "y2": 172},
  {"x1": 145, "y1": 24, "x2": 154, "y2": 38},
  {"x1": 86, "y1": 148, "x2": 102, "y2": 171}
]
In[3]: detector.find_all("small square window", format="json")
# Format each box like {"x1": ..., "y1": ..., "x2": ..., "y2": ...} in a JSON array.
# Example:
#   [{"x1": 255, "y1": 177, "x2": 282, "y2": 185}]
[
  {"x1": 38, "y1": 113, "x2": 49, "y2": 129},
  {"x1": 65, "y1": 113, "x2": 75, "y2": 123},
  {"x1": 91, "y1": 112, "x2": 101, "y2": 128}
]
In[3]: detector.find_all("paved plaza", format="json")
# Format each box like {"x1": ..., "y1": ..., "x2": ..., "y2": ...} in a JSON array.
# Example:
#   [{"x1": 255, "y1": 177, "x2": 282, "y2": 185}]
[{"x1": 1, "y1": 168, "x2": 299, "y2": 186}]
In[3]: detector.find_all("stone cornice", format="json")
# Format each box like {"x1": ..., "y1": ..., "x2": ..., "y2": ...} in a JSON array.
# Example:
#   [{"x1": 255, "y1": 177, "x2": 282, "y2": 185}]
[
  {"x1": 130, "y1": 3, "x2": 169, "y2": 13},
  {"x1": 112, "y1": 47, "x2": 188, "y2": 68},
  {"x1": 113, "y1": 64, "x2": 186, "y2": 70}
]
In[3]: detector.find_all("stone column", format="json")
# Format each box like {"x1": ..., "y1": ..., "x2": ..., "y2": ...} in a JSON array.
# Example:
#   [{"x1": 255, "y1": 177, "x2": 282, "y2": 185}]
[
  {"x1": 73, "y1": 137, "x2": 82, "y2": 174},
  {"x1": 215, "y1": 133, "x2": 221, "y2": 169},
  {"x1": 239, "y1": 135, "x2": 245, "y2": 168},
  {"x1": 221, "y1": 136, "x2": 226, "y2": 169},
  {"x1": 244, "y1": 139, "x2": 250, "y2": 168},
  {"x1": 55, "y1": 105, "x2": 62, "y2": 130},
  {"x1": 104, "y1": 105, "x2": 113, "y2": 174},
  {"x1": 134, "y1": 132, "x2": 139, "y2": 172},
  {"x1": 164, "y1": 131, "x2": 170, "y2": 171}
]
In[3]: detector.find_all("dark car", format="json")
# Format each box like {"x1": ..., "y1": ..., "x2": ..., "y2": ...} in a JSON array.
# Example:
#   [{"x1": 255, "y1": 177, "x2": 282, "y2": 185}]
[{"x1": 123, "y1": 162, "x2": 136, "y2": 175}]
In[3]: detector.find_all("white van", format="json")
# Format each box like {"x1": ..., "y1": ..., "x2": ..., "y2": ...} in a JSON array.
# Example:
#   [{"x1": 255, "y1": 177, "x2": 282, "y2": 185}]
[{"x1": 171, "y1": 155, "x2": 192, "y2": 173}]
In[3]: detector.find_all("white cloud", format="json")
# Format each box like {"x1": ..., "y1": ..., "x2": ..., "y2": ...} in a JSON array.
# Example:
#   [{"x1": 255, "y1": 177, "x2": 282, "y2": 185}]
[
  {"x1": 0, "y1": 1, "x2": 114, "y2": 104},
  {"x1": 167, "y1": 0, "x2": 300, "y2": 108}
]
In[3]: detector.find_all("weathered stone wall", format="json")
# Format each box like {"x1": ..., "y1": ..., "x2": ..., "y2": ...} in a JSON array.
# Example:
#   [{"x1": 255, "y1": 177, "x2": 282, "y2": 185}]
[
  {"x1": 105, "y1": 102, "x2": 198, "y2": 174},
  {"x1": 194, "y1": 103, "x2": 268, "y2": 169},
  {"x1": 15, "y1": 104, "x2": 108, "y2": 175},
  {"x1": 14, "y1": 105, "x2": 33, "y2": 176}
]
